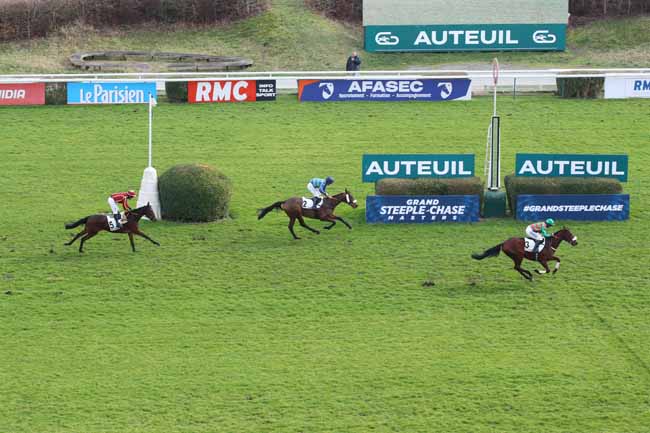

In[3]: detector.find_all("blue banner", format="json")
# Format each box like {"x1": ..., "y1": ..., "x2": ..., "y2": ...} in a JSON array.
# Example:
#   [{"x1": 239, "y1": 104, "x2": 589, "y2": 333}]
[
  {"x1": 516, "y1": 195, "x2": 630, "y2": 221},
  {"x1": 298, "y1": 79, "x2": 471, "y2": 102},
  {"x1": 67, "y1": 82, "x2": 157, "y2": 104},
  {"x1": 366, "y1": 195, "x2": 480, "y2": 223},
  {"x1": 515, "y1": 154, "x2": 629, "y2": 182},
  {"x1": 362, "y1": 154, "x2": 475, "y2": 182}
]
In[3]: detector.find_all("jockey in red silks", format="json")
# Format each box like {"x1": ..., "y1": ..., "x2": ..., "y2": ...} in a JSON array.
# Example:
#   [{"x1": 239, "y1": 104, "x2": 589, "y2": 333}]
[{"x1": 108, "y1": 190, "x2": 136, "y2": 226}]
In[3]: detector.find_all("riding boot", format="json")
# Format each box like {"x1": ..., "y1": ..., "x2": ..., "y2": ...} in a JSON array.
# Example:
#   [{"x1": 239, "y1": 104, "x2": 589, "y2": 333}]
[
  {"x1": 313, "y1": 197, "x2": 321, "y2": 209},
  {"x1": 114, "y1": 213, "x2": 122, "y2": 229},
  {"x1": 533, "y1": 239, "x2": 542, "y2": 260}
]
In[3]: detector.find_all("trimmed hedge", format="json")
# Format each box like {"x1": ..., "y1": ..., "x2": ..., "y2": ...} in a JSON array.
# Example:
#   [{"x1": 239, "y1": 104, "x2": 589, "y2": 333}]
[
  {"x1": 376, "y1": 177, "x2": 484, "y2": 207},
  {"x1": 45, "y1": 82, "x2": 67, "y2": 105},
  {"x1": 504, "y1": 175, "x2": 623, "y2": 213},
  {"x1": 165, "y1": 82, "x2": 188, "y2": 103},
  {"x1": 159, "y1": 163, "x2": 232, "y2": 222},
  {"x1": 556, "y1": 76, "x2": 605, "y2": 98}
]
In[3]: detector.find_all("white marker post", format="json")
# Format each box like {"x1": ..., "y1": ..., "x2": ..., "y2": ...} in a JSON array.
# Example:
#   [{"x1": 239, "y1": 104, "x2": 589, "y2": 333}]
[
  {"x1": 487, "y1": 58, "x2": 501, "y2": 191},
  {"x1": 136, "y1": 93, "x2": 162, "y2": 219}
]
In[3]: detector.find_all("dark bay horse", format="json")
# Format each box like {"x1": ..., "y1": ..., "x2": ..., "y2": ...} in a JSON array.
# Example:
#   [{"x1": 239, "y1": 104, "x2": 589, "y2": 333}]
[
  {"x1": 258, "y1": 190, "x2": 358, "y2": 239},
  {"x1": 471, "y1": 228, "x2": 578, "y2": 280},
  {"x1": 64, "y1": 203, "x2": 160, "y2": 253}
]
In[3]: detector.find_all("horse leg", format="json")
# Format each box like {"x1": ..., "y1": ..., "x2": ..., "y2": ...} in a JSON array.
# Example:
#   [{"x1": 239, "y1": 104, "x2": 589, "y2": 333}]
[
  {"x1": 549, "y1": 256, "x2": 561, "y2": 274},
  {"x1": 323, "y1": 221, "x2": 336, "y2": 230},
  {"x1": 288, "y1": 217, "x2": 300, "y2": 240},
  {"x1": 535, "y1": 259, "x2": 552, "y2": 275},
  {"x1": 133, "y1": 229, "x2": 160, "y2": 246},
  {"x1": 128, "y1": 233, "x2": 136, "y2": 252},
  {"x1": 65, "y1": 229, "x2": 86, "y2": 246},
  {"x1": 78, "y1": 232, "x2": 97, "y2": 253},
  {"x1": 510, "y1": 254, "x2": 533, "y2": 280},
  {"x1": 336, "y1": 216, "x2": 352, "y2": 230},
  {"x1": 298, "y1": 216, "x2": 320, "y2": 235}
]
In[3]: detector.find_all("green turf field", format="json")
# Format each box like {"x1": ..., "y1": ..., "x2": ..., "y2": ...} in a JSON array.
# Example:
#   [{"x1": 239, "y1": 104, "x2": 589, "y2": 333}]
[{"x1": 1, "y1": 95, "x2": 649, "y2": 432}]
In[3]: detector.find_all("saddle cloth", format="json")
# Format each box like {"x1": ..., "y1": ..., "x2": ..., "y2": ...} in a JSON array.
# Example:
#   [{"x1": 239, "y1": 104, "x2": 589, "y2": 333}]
[
  {"x1": 106, "y1": 213, "x2": 125, "y2": 232},
  {"x1": 524, "y1": 238, "x2": 545, "y2": 253},
  {"x1": 302, "y1": 197, "x2": 323, "y2": 210}
]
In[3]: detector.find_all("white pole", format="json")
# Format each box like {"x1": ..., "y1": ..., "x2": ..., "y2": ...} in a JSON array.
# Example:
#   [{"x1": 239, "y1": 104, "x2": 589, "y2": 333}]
[{"x1": 148, "y1": 94, "x2": 153, "y2": 168}]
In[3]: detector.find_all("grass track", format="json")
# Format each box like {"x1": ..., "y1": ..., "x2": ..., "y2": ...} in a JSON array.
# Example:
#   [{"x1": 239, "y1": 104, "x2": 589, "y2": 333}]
[{"x1": 1, "y1": 95, "x2": 650, "y2": 432}]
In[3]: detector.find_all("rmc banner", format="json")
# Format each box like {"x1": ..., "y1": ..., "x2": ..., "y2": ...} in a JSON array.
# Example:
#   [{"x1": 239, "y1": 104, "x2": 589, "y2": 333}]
[
  {"x1": 67, "y1": 82, "x2": 157, "y2": 104},
  {"x1": 188, "y1": 80, "x2": 277, "y2": 103},
  {"x1": 362, "y1": 154, "x2": 475, "y2": 182},
  {"x1": 298, "y1": 79, "x2": 471, "y2": 102},
  {"x1": 366, "y1": 195, "x2": 480, "y2": 223},
  {"x1": 515, "y1": 154, "x2": 629, "y2": 182},
  {"x1": 516, "y1": 194, "x2": 630, "y2": 221}
]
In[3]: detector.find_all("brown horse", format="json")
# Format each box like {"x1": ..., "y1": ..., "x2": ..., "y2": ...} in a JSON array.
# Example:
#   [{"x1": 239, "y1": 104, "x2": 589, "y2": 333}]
[
  {"x1": 64, "y1": 203, "x2": 160, "y2": 253},
  {"x1": 471, "y1": 228, "x2": 578, "y2": 280},
  {"x1": 258, "y1": 190, "x2": 358, "y2": 239}
]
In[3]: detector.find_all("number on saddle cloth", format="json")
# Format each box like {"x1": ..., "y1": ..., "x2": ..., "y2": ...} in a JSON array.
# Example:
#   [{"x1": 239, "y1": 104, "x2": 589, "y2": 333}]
[
  {"x1": 106, "y1": 213, "x2": 125, "y2": 232},
  {"x1": 302, "y1": 197, "x2": 322, "y2": 210},
  {"x1": 524, "y1": 238, "x2": 545, "y2": 253}
]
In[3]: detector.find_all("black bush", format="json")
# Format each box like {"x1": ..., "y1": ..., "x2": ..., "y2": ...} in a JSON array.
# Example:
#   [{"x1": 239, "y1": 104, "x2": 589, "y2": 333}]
[
  {"x1": 556, "y1": 76, "x2": 605, "y2": 98},
  {"x1": 164, "y1": 81, "x2": 188, "y2": 103},
  {"x1": 159, "y1": 163, "x2": 233, "y2": 222}
]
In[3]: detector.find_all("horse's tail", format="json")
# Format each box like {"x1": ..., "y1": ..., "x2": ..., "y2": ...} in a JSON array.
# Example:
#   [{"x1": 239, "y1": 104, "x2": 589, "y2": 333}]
[
  {"x1": 257, "y1": 201, "x2": 284, "y2": 220},
  {"x1": 471, "y1": 243, "x2": 503, "y2": 260},
  {"x1": 65, "y1": 216, "x2": 89, "y2": 229}
]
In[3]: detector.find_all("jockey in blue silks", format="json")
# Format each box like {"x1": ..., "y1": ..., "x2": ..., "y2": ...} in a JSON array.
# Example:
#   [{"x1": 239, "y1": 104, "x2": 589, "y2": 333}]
[{"x1": 307, "y1": 176, "x2": 334, "y2": 208}]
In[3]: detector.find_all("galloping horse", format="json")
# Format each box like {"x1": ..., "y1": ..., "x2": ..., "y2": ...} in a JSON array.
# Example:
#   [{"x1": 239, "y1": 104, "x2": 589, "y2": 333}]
[
  {"x1": 471, "y1": 228, "x2": 578, "y2": 280},
  {"x1": 258, "y1": 190, "x2": 358, "y2": 239},
  {"x1": 64, "y1": 203, "x2": 160, "y2": 253}
]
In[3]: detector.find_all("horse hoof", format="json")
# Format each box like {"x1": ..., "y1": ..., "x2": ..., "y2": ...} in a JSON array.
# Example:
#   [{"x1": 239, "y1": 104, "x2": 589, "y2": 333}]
[{"x1": 314, "y1": 231, "x2": 320, "y2": 235}]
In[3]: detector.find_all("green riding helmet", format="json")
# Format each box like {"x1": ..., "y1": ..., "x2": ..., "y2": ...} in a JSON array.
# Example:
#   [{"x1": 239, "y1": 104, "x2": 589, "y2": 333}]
[{"x1": 545, "y1": 218, "x2": 555, "y2": 226}]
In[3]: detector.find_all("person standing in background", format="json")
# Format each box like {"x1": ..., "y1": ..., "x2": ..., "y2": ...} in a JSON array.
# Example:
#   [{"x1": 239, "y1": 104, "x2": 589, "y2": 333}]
[{"x1": 346, "y1": 51, "x2": 361, "y2": 75}]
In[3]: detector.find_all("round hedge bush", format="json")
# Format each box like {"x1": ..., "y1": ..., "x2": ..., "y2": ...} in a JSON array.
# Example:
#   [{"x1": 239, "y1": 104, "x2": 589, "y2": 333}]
[{"x1": 159, "y1": 163, "x2": 232, "y2": 222}]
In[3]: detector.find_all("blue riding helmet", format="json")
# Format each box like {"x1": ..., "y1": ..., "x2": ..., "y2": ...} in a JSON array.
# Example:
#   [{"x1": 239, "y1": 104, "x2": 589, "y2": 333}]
[
  {"x1": 546, "y1": 218, "x2": 555, "y2": 226},
  {"x1": 325, "y1": 176, "x2": 334, "y2": 185}
]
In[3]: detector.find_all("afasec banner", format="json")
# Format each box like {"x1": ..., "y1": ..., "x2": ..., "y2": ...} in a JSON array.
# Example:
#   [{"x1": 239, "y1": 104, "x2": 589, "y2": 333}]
[
  {"x1": 188, "y1": 80, "x2": 276, "y2": 103},
  {"x1": 517, "y1": 194, "x2": 630, "y2": 221},
  {"x1": 604, "y1": 76, "x2": 650, "y2": 99},
  {"x1": 516, "y1": 154, "x2": 629, "y2": 182},
  {"x1": 299, "y1": 79, "x2": 471, "y2": 102},
  {"x1": 365, "y1": 24, "x2": 566, "y2": 52},
  {"x1": 366, "y1": 195, "x2": 480, "y2": 223},
  {"x1": 362, "y1": 154, "x2": 475, "y2": 182},
  {"x1": 68, "y1": 82, "x2": 157, "y2": 104},
  {"x1": 0, "y1": 83, "x2": 45, "y2": 106}
]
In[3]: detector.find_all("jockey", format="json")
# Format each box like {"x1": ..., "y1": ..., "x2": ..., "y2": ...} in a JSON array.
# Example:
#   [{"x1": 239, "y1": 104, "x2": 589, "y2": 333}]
[
  {"x1": 526, "y1": 218, "x2": 555, "y2": 257},
  {"x1": 108, "y1": 190, "x2": 136, "y2": 226},
  {"x1": 307, "y1": 176, "x2": 334, "y2": 208}
]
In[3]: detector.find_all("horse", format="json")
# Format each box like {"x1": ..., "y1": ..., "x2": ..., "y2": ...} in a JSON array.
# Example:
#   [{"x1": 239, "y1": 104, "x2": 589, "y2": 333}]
[
  {"x1": 471, "y1": 228, "x2": 578, "y2": 280},
  {"x1": 64, "y1": 203, "x2": 160, "y2": 253},
  {"x1": 257, "y1": 190, "x2": 358, "y2": 239}
]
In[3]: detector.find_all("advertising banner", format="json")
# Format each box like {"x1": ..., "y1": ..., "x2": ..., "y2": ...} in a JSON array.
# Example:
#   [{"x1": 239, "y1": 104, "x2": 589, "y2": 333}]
[
  {"x1": 515, "y1": 154, "x2": 628, "y2": 182},
  {"x1": 365, "y1": 24, "x2": 566, "y2": 52},
  {"x1": 604, "y1": 76, "x2": 650, "y2": 99},
  {"x1": 298, "y1": 79, "x2": 471, "y2": 102},
  {"x1": 0, "y1": 83, "x2": 45, "y2": 106},
  {"x1": 366, "y1": 195, "x2": 480, "y2": 223},
  {"x1": 362, "y1": 154, "x2": 475, "y2": 182},
  {"x1": 67, "y1": 82, "x2": 157, "y2": 104},
  {"x1": 516, "y1": 194, "x2": 630, "y2": 221},
  {"x1": 188, "y1": 80, "x2": 276, "y2": 103}
]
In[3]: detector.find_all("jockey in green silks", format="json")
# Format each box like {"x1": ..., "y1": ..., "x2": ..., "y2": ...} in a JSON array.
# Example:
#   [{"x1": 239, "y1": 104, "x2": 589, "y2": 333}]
[{"x1": 525, "y1": 218, "x2": 555, "y2": 258}]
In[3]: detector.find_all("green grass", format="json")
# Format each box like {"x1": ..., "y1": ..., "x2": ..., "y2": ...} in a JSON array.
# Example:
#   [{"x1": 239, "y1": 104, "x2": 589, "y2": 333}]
[
  {"x1": 1, "y1": 95, "x2": 650, "y2": 432},
  {"x1": 2, "y1": 0, "x2": 650, "y2": 73}
]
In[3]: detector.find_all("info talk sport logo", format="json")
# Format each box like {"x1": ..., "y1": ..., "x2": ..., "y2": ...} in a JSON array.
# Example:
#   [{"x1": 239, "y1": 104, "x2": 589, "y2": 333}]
[
  {"x1": 318, "y1": 80, "x2": 454, "y2": 100},
  {"x1": 374, "y1": 28, "x2": 559, "y2": 47}
]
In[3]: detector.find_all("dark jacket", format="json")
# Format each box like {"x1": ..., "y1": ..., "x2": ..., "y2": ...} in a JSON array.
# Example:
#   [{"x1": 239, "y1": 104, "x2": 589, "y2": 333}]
[{"x1": 346, "y1": 55, "x2": 361, "y2": 71}]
